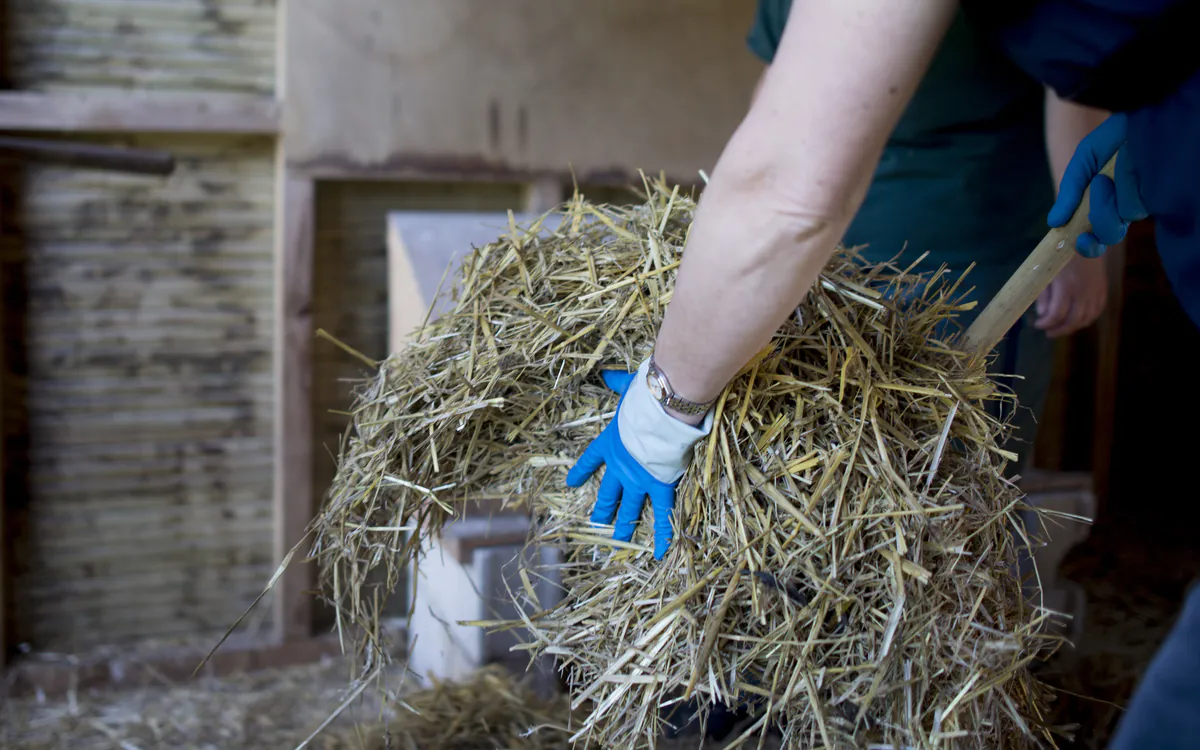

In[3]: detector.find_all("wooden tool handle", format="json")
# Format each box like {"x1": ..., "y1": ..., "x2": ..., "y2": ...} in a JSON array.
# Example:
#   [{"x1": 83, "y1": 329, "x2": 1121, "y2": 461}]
[
  {"x1": 0, "y1": 135, "x2": 176, "y2": 176},
  {"x1": 961, "y1": 153, "x2": 1118, "y2": 357}
]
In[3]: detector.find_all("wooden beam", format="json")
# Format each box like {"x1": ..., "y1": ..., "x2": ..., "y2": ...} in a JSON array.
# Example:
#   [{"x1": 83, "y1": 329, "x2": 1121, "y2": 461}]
[
  {"x1": 272, "y1": 162, "x2": 316, "y2": 643},
  {"x1": 0, "y1": 91, "x2": 280, "y2": 134}
]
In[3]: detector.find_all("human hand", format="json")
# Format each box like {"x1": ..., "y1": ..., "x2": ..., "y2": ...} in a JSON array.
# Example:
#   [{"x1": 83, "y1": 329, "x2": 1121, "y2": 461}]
[
  {"x1": 565, "y1": 360, "x2": 713, "y2": 560},
  {"x1": 1034, "y1": 254, "x2": 1108, "y2": 338},
  {"x1": 1047, "y1": 113, "x2": 1149, "y2": 258}
]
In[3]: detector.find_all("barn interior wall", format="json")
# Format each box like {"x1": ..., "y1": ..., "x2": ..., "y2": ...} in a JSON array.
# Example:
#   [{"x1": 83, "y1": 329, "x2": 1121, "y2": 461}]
[{"x1": 6, "y1": 0, "x2": 279, "y2": 651}]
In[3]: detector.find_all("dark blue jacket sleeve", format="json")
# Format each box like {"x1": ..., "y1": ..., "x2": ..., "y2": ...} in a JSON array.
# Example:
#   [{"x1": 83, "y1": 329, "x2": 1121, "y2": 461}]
[
  {"x1": 746, "y1": 0, "x2": 791, "y2": 64},
  {"x1": 1127, "y1": 69, "x2": 1200, "y2": 329}
]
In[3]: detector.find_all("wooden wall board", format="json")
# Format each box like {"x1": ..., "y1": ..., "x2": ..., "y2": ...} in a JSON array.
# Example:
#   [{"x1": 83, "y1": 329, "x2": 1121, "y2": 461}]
[
  {"x1": 0, "y1": 91, "x2": 280, "y2": 134},
  {"x1": 10, "y1": 134, "x2": 277, "y2": 651},
  {"x1": 283, "y1": 0, "x2": 761, "y2": 179},
  {"x1": 9, "y1": 0, "x2": 276, "y2": 95}
]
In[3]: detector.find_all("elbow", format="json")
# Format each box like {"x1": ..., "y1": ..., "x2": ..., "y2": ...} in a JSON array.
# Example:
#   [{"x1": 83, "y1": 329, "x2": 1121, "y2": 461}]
[
  {"x1": 713, "y1": 127, "x2": 863, "y2": 232},
  {"x1": 712, "y1": 156, "x2": 854, "y2": 245}
]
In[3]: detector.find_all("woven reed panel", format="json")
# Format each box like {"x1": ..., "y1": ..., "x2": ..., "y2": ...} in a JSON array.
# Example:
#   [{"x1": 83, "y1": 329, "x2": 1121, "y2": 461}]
[
  {"x1": 312, "y1": 181, "x2": 526, "y2": 618},
  {"x1": 9, "y1": 134, "x2": 276, "y2": 650},
  {"x1": 8, "y1": 0, "x2": 274, "y2": 94}
]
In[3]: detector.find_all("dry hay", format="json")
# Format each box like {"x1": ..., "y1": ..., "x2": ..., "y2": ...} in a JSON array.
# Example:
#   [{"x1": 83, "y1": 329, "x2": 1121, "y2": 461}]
[
  {"x1": 349, "y1": 665, "x2": 586, "y2": 750},
  {"x1": 312, "y1": 181, "x2": 1065, "y2": 749},
  {"x1": 0, "y1": 657, "x2": 401, "y2": 750}
]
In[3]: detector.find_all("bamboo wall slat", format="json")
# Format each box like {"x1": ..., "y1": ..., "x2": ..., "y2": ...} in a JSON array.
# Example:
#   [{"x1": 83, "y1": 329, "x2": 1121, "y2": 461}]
[
  {"x1": 9, "y1": 134, "x2": 277, "y2": 651},
  {"x1": 9, "y1": 0, "x2": 275, "y2": 94}
]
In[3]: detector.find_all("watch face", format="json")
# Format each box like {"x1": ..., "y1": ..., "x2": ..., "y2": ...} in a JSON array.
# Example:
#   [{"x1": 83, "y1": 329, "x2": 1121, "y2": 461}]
[{"x1": 647, "y1": 372, "x2": 664, "y2": 400}]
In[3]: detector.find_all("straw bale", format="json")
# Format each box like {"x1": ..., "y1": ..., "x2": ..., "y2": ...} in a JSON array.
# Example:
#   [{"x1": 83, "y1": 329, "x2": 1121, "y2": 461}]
[{"x1": 311, "y1": 181, "x2": 1065, "y2": 748}]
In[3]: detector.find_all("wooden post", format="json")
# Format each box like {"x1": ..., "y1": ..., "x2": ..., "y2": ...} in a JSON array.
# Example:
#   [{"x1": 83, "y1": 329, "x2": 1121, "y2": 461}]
[
  {"x1": 1, "y1": 0, "x2": 12, "y2": 670},
  {"x1": 1091, "y1": 239, "x2": 1127, "y2": 518},
  {"x1": 272, "y1": 162, "x2": 316, "y2": 643},
  {"x1": 0, "y1": 169, "x2": 9, "y2": 669}
]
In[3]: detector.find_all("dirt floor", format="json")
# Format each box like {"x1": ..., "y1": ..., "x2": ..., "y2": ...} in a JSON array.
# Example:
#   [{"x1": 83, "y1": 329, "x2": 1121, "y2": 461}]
[
  {"x1": 1037, "y1": 518, "x2": 1200, "y2": 749},
  {"x1": 2, "y1": 520, "x2": 1195, "y2": 750},
  {"x1": 0, "y1": 655, "x2": 406, "y2": 750}
]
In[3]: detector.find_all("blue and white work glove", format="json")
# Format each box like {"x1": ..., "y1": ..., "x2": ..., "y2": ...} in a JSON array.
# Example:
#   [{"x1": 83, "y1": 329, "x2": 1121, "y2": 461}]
[
  {"x1": 1048, "y1": 112, "x2": 1149, "y2": 258},
  {"x1": 565, "y1": 359, "x2": 713, "y2": 560}
]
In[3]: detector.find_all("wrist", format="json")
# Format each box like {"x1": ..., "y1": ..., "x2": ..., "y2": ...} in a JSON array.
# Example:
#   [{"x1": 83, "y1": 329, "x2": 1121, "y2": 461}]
[
  {"x1": 664, "y1": 402, "x2": 707, "y2": 427},
  {"x1": 645, "y1": 352, "x2": 717, "y2": 421},
  {"x1": 616, "y1": 359, "x2": 714, "y2": 484}
]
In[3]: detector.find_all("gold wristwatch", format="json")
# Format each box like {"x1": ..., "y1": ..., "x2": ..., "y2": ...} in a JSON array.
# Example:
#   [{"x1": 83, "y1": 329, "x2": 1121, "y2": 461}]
[{"x1": 646, "y1": 355, "x2": 716, "y2": 417}]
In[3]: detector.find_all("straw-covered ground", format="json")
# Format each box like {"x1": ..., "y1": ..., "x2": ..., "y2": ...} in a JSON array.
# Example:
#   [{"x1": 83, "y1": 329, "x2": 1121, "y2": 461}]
[
  {"x1": 311, "y1": 181, "x2": 1066, "y2": 748},
  {"x1": 7, "y1": 521, "x2": 1195, "y2": 750},
  {"x1": 0, "y1": 655, "x2": 399, "y2": 750}
]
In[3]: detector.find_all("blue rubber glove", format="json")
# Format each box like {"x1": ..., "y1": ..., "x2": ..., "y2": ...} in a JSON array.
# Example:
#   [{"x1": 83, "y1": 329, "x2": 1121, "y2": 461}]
[
  {"x1": 565, "y1": 360, "x2": 712, "y2": 560},
  {"x1": 1048, "y1": 113, "x2": 1149, "y2": 258}
]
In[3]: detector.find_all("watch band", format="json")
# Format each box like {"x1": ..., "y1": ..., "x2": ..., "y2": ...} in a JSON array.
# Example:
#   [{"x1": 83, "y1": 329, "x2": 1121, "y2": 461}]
[{"x1": 646, "y1": 355, "x2": 716, "y2": 416}]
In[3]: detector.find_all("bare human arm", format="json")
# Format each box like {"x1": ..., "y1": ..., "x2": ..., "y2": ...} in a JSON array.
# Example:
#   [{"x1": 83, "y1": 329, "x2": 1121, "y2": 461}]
[
  {"x1": 1036, "y1": 89, "x2": 1113, "y2": 338},
  {"x1": 652, "y1": 0, "x2": 958, "y2": 422}
]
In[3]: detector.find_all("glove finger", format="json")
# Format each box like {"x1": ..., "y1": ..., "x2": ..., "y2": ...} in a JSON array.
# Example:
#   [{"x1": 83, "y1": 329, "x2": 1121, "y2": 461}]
[
  {"x1": 613, "y1": 487, "x2": 648, "y2": 543},
  {"x1": 1088, "y1": 175, "x2": 1128, "y2": 246},
  {"x1": 1075, "y1": 232, "x2": 1108, "y2": 259},
  {"x1": 589, "y1": 468, "x2": 624, "y2": 526},
  {"x1": 1115, "y1": 149, "x2": 1149, "y2": 222},
  {"x1": 565, "y1": 438, "x2": 607, "y2": 487},
  {"x1": 1048, "y1": 114, "x2": 1127, "y2": 227},
  {"x1": 600, "y1": 370, "x2": 636, "y2": 396},
  {"x1": 649, "y1": 485, "x2": 677, "y2": 561}
]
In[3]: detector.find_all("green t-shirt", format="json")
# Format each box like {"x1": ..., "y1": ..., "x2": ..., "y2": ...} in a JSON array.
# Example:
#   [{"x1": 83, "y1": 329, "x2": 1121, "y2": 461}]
[{"x1": 747, "y1": 3, "x2": 1056, "y2": 309}]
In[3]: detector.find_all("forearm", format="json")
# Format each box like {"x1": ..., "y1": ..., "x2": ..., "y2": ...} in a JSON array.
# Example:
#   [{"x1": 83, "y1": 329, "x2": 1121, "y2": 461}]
[
  {"x1": 653, "y1": 137, "x2": 864, "y2": 414},
  {"x1": 654, "y1": 0, "x2": 956, "y2": 408},
  {"x1": 1045, "y1": 88, "x2": 1111, "y2": 187}
]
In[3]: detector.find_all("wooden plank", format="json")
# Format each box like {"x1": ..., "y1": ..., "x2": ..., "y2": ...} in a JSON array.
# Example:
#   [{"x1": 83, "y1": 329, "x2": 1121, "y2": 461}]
[
  {"x1": 442, "y1": 515, "x2": 532, "y2": 565},
  {"x1": 1018, "y1": 469, "x2": 1093, "y2": 495},
  {"x1": 8, "y1": 0, "x2": 276, "y2": 96},
  {"x1": 13, "y1": 135, "x2": 277, "y2": 652},
  {"x1": 0, "y1": 91, "x2": 280, "y2": 134},
  {"x1": 272, "y1": 166, "x2": 316, "y2": 643},
  {"x1": 283, "y1": 0, "x2": 759, "y2": 178}
]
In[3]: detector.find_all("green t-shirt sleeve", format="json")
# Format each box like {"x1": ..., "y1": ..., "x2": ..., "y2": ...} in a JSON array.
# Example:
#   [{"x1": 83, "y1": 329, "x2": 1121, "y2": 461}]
[{"x1": 746, "y1": 0, "x2": 793, "y2": 64}]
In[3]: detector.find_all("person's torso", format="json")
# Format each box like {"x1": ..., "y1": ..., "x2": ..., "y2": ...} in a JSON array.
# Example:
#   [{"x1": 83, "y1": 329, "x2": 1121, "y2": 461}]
[
  {"x1": 845, "y1": 13, "x2": 1053, "y2": 292},
  {"x1": 747, "y1": 4, "x2": 1057, "y2": 304}
]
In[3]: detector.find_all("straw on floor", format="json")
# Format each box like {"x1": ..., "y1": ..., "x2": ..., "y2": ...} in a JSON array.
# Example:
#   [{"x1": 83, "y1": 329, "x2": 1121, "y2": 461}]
[
  {"x1": 346, "y1": 665, "x2": 587, "y2": 750},
  {"x1": 311, "y1": 180, "x2": 1065, "y2": 749}
]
